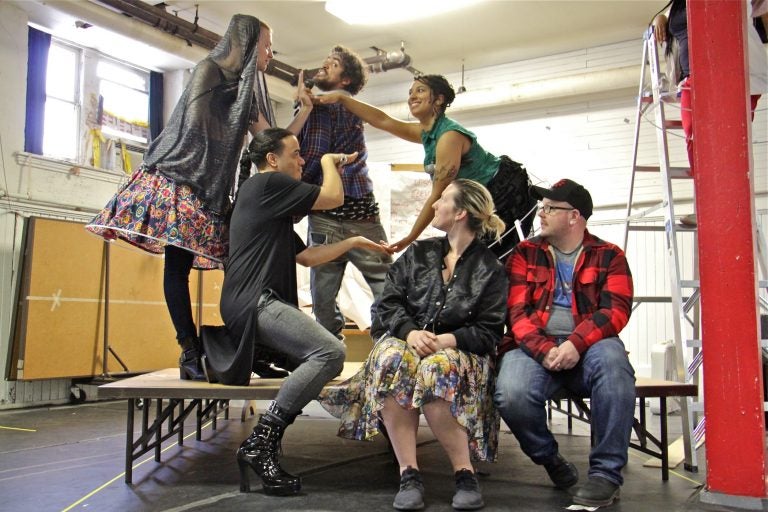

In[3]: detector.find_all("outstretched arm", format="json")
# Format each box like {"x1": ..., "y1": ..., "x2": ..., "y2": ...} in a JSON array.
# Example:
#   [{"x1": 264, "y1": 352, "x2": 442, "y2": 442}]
[
  {"x1": 315, "y1": 92, "x2": 422, "y2": 143},
  {"x1": 390, "y1": 130, "x2": 470, "y2": 252},
  {"x1": 296, "y1": 236, "x2": 390, "y2": 267}
]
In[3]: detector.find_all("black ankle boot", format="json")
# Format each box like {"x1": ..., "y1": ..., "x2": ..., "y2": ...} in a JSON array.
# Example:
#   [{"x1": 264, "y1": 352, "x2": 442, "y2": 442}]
[
  {"x1": 237, "y1": 402, "x2": 301, "y2": 496},
  {"x1": 178, "y1": 336, "x2": 206, "y2": 381}
]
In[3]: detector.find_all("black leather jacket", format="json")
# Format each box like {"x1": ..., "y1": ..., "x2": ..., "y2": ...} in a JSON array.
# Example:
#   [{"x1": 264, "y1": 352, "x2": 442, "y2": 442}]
[{"x1": 373, "y1": 237, "x2": 508, "y2": 356}]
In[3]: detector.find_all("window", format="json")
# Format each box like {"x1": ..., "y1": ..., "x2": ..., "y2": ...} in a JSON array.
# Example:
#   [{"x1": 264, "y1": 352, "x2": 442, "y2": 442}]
[
  {"x1": 39, "y1": 38, "x2": 151, "y2": 164},
  {"x1": 42, "y1": 40, "x2": 80, "y2": 160},
  {"x1": 97, "y1": 58, "x2": 149, "y2": 144}
]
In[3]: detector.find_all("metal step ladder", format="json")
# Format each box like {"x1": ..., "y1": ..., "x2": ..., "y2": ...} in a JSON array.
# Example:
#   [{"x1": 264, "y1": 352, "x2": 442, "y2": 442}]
[
  {"x1": 624, "y1": 27, "x2": 768, "y2": 474},
  {"x1": 623, "y1": 26, "x2": 700, "y2": 472}
]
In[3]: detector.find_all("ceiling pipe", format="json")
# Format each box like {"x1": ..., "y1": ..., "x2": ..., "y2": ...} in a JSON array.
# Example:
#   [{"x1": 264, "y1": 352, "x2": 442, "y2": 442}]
[
  {"x1": 87, "y1": 1, "x2": 419, "y2": 85},
  {"x1": 32, "y1": 0, "x2": 295, "y2": 101},
  {"x1": 89, "y1": 0, "x2": 297, "y2": 98},
  {"x1": 40, "y1": 0, "x2": 206, "y2": 63},
  {"x1": 365, "y1": 48, "x2": 414, "y2": 74},
  {"x1": 90, "y1": 0, "x2": 220, "y2": 49},
  {"x1": 42, "y1": 0, "x2": 417, "y2": 96},
  {"x1": 300, "y1": 46, "x2": 418, "y2": 88},
  {"x1": 87, "y1": 1, "x2": 420, "y2": 97}
]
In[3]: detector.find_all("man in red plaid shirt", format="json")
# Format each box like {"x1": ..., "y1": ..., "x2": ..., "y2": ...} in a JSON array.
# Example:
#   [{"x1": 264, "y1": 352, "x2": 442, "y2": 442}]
[{"x1": 493, "y1": 179, "x2": 635, "y2": 508}]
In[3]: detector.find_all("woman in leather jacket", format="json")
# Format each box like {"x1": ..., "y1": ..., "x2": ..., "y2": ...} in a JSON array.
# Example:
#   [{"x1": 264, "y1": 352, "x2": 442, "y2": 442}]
[{"x1": 320, "y1": 179, "x2": 508, "y2": 511}]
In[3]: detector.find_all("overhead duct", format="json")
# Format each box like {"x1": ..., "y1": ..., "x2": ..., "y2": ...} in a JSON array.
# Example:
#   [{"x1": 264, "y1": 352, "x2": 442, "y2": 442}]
[
  {"x1": 301, "y1": 45, "x2": 420, "y2": 87},
  {"x1": 364, "y1": 47, "x2": 420, "y2": 75},
  {"x1": 87, "y1": 0, "x2": 419, "y2": 88}
]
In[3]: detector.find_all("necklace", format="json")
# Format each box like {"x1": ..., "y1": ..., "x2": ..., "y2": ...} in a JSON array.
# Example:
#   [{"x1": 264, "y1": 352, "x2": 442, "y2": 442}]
[{"x1": 554, "y1": 243, "x2": 582, "y2": 256}]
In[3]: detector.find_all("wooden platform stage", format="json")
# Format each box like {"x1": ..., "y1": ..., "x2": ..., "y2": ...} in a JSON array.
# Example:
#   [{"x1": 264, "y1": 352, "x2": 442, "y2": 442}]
[
  {"x1": 98, "y1": 362, "x2": 363, "y2": 484},
  {"x1": 100, "y1": 363, "x2": 696, "y2": 485}
]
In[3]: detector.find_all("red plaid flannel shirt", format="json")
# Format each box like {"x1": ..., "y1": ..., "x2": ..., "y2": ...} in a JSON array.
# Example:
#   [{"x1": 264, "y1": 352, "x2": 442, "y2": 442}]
[{"x1": 499, "y1": 230, "x2": 634, "y2": 362}]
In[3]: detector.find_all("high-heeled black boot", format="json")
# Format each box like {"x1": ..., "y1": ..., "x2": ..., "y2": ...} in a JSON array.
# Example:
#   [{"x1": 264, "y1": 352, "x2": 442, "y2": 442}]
[
  {"x1": 178, "y1": 336, "x2": 206, "y2": 381},
  {"x1": 237, "y1": 401, "x2": 301, "y2": 496}
]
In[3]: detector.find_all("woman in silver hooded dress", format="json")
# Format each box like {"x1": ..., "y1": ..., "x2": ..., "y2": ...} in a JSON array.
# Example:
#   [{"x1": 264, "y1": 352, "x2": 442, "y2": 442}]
[{"x1": 86, "y1": 15, "x2": 275, "y2": 380}]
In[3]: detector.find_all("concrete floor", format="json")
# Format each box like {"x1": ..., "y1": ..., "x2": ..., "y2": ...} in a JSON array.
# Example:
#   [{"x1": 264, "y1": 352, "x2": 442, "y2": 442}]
[{"x1": 0, "y1": 396, "x2": 724, "y2": 512}]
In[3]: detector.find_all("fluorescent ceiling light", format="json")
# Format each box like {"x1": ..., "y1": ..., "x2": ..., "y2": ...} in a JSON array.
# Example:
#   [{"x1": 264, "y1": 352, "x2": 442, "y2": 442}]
[{"x1": 325, "y1": 0, "x2": 480, "y2": 26}]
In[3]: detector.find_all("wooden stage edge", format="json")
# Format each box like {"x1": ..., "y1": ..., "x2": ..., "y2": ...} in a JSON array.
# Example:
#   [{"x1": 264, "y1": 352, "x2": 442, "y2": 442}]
[{"x1": 97, "y1": 361, "x2": 363, "y2": 401}]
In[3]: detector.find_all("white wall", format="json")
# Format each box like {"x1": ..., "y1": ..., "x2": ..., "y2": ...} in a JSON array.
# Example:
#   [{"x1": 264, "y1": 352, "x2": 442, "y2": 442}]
[
  {"x1": 333, "y1": 37, "x2": 768, "y2": 377},
  {"x1": 1, "y1": 1, "x2": 766, "y2": 407},
  {"x1": 357, "y1": 38, "x2": 767, "y2": 212},
  {"x1": 0, "y1": 3, "x2": 32, "y2": 407},
  {"x1": 0, "y1": 3, "x2": 128, "y2": 408}
]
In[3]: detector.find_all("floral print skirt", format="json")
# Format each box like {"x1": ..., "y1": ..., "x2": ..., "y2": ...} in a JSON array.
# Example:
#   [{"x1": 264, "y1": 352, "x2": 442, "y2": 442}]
[
  {"x1": 86, "y1": 166, "x2": 227, "y2": 270},
  {"x1": 318, "y1": 335, "x2": 500, "y2": 461}
]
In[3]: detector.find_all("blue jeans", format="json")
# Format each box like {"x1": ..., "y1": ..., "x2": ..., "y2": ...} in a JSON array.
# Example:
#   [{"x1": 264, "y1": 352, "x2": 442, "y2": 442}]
[
  {"x1": 494, "y1": 337, "x2": 636, "y2": 485},
  {"x1": 256, "y1": 293, "x2": 346, "y2": 415},
  {"x1": 307, "y1": 213, "x2": 392, "y2": 336}
]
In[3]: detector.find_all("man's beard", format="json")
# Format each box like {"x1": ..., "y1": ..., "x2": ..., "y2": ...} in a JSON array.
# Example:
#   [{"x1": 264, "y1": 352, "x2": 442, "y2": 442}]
[{"x1": 313, "y1": 76, "x2": 337, "y2": 92}]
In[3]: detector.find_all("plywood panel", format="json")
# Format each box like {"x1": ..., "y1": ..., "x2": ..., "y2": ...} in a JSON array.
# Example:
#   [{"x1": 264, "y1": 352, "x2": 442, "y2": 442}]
[
  {"x1": 13, "y1": 218, "x2": 189, "y2": 380},
  {"x1": 19, "y1": 218, "x2": 106, "y2": 379},
  {"x1": 103, "y1": 241, "x2": 180, "y2": 374}
]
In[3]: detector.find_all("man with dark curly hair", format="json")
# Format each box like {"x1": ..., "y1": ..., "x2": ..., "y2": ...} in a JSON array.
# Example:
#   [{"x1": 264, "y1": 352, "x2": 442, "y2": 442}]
[{"x1": 296, "y1": 46, "x2": 392, "y2": 339}]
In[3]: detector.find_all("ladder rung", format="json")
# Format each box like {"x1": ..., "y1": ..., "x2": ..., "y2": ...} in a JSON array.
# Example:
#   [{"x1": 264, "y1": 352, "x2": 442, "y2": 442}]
[
  {"x1": 761, "y1": 340, "x2": 768, "y2": 348},
  {"x1": 627, "y1": 225, "x2": 665, "y2": 232},
  {"x1": 759, "y1": 280, "x2": 768, "y2": 287},
  {"x1": 634, "y1": 295, "x2": 699, "y2": 303},
  {"x1": 680, "y1": 280, "x2": 700, "y2": 288},
  {"x1": 627, "y1": 223, "x2": 697, "y2": 232},
  {"x1": 664, "y1": 119, "x2": 683, "y2": 129},
  {"x1": 626, "y1": 202, "x2": 664, "y2": 221},
  {"x1": 634, "y1": 166, "x2": 692, "y2": 179},
  {"x1": 633, "y1": 296, "x2": 672, "y2": 303}
]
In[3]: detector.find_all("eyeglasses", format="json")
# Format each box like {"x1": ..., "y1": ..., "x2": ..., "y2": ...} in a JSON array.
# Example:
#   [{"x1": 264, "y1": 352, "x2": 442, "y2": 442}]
[{"x1": 539, "y1": 203, "x2": 575, "y2": 215}]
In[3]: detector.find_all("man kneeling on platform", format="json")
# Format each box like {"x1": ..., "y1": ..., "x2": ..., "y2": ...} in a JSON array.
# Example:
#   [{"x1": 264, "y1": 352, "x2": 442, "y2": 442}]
[
  {"x1": 211, "y1": 127, "x2": 389, "y2": 496},
  {"x1": 493, "y1": 179, "x2": 636, "y2": 508}
]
